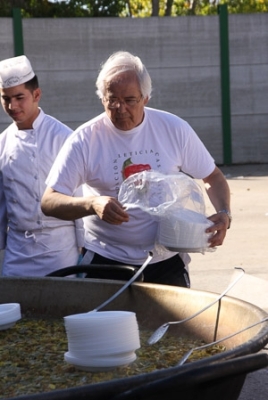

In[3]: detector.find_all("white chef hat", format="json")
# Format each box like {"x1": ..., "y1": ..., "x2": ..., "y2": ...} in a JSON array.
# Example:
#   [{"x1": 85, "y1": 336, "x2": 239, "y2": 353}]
[{"x1": 0, "y1": 55, "x2": 35, "y2": 89}]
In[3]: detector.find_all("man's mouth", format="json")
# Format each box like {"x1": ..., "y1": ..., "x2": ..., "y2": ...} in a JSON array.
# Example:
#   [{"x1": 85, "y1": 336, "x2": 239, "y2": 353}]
[
  {"x1": 116, "y1": 114, "x2": 129, "y2": 120},
  {"x1": 10, "y1": 111, "x2": 22, "y2": 118}
]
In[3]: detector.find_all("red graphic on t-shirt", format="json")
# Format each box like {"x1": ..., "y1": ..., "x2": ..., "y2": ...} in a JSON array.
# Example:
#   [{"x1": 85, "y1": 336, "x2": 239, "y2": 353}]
[{"x1": 122, "y1": 158, "x2": 151, "y2": 180}]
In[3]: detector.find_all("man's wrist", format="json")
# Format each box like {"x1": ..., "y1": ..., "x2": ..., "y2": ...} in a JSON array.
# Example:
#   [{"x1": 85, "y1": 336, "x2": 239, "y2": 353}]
[{"x1": 217, "y1": 209, "x2": 232, "y2": 229}]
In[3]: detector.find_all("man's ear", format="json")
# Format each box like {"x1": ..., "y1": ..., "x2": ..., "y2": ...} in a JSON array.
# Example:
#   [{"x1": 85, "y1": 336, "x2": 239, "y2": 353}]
[
  {"x1": 143, "y1": 96, "x2": 149, "y2": 106},
  {"x1": 33, "y1": 87, "x2": 41, "y2": 102}
]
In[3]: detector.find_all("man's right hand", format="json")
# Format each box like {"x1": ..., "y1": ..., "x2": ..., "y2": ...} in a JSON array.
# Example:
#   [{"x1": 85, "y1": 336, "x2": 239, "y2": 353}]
[{"x1": 91, "y1": 196, "x2": 129, "y2": 225}]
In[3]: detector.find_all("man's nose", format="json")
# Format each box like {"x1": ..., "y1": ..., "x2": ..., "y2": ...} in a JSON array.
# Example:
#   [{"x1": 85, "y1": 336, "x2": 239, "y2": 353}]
[
  {"x1": 116, "y1": 101, "x2": 127, "y2": 111},
  {"x1": 8, "y1": 99, "x2": 17, "y2": 109}
]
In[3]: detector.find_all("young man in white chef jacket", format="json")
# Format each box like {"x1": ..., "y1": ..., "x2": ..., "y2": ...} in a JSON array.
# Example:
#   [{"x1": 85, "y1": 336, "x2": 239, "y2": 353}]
[{"x1": 0, "y1": 55, "x2": 84, "y2": 276}]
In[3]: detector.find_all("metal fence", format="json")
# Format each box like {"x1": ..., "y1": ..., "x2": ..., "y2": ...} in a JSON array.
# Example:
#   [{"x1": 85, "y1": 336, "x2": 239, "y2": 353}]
[{"x1": 0, "y1": 10, "x2": 267, "y2": 165}]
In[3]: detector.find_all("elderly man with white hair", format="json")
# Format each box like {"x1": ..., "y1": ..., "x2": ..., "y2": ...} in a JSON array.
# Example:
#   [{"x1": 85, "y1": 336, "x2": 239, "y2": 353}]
[{"x1": 41, "y1": 51, "x2": 231, "y2": 287}]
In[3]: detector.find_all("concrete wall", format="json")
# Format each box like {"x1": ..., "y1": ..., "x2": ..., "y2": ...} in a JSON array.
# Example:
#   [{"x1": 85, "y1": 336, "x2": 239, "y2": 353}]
[{"x1": 0, "y1": 14, "x2": 267, "y2": 165}]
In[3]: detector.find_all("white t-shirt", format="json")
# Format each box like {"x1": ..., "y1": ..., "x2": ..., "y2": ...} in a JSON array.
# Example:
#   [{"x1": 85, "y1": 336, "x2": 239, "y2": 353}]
[{"x1": 47, "y1": 107, "x2": 215, "y2": 265}]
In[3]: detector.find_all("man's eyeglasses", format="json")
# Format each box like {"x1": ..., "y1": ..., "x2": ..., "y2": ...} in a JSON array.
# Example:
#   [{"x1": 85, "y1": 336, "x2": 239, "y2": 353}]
[{"x1": 104, "y1": 95, "x2": 143, "y2": 109}]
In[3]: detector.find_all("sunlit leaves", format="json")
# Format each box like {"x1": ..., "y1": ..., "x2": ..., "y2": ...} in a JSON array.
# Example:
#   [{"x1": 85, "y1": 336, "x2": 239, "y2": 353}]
[{"x1": 0, "y1": 0, "x2": 267, "y2": 17}]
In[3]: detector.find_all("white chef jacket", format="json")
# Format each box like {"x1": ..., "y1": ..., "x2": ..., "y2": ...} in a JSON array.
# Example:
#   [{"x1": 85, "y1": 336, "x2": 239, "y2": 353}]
[{"x1": 0, "y1": 108, "x2": 84, "y2": 276}]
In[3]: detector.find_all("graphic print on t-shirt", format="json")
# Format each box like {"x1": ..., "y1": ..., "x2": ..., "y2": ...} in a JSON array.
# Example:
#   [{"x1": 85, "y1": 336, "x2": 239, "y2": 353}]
[
  {"x1": 122, "y1": 157, "x2": 151, "y2": 180},
  {"x1": 112, "y1": 148, "x2": 162, "y2": 194}
]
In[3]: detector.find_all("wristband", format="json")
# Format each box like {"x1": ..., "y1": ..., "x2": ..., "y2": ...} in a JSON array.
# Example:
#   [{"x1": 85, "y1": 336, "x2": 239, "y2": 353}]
[{"x1": 217, "y1": 209, "x2": 232, "y2": 229}]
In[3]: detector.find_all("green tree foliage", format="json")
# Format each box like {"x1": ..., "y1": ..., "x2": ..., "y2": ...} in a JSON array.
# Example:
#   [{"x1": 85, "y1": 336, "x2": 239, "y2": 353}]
[
  {"x1": 171, "y1": 0, "x2": 268, "y2": 16},
  {"x1": 0, "y1": 0, "x2": 267, "y2": 17},
  {"x1": 124, "y1": 0, "x2": 268, "y2": 16},
  {"x1": 0, "y1": 0, "x2": 126, "y2": 17},
  {"x1": 223, "y1": 0, "x2": 268, "y2": 13},
  {"x1": 85, "y1": 0, "x2": 126, "y2": 16}
]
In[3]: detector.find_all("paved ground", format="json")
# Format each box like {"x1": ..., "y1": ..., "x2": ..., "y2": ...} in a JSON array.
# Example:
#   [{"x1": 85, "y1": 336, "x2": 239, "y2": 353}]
[
  {"x1": 1, "y1": 163, "x2": 268, "y2": 398},
  {"x1": 189, "y1": 163, "x2": 268, "y2": 400}
]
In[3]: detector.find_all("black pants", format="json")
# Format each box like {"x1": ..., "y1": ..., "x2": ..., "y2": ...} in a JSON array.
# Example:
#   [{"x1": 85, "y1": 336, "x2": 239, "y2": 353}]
[{"x1": 91, "y1": 252, "x2": 190, "y2": 288}]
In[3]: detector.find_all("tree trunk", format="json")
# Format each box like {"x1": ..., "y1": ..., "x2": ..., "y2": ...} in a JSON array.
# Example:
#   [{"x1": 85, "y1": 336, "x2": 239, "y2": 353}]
[
  {"x1": 125, "y1": 0, "x2": 132, "y2": 16},
  {"x1": 188, "y1": 0, "x2": 198, "y2": 15},
  {"x1": 151, "y1": 0, "x2": 159, "y2": 16},
  {"x1": 164, "y1": 0, "x2": 174, "y2": 16}
]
